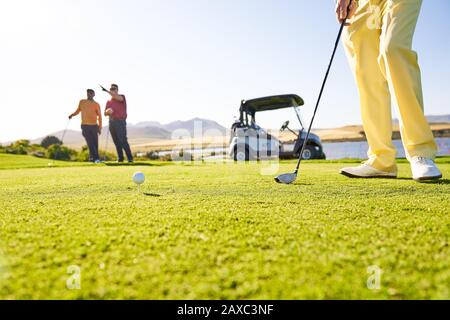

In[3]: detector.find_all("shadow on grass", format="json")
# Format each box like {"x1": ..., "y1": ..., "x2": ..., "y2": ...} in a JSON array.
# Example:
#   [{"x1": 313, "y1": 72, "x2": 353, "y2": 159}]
[
  {"x1": 415, "y1": 179, "x2": 450, "y2": 185},
  {"x1": 291, "y1": 182, "x2": 314, "y2": 186},
  {"x1": 143, "y1": 193, "x2": 162, "y2": 197},
  {"x1": 105, "y1": 162, "x2": 171, "y2": 167},
  {"x1": 394, "y1": 177, "x2": 449, "y2": 185}
]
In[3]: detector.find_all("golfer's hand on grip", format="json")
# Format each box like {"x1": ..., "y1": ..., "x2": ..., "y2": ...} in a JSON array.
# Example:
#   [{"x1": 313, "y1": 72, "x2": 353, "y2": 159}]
[{"x1": 336, "y1": 0, "x2": 357, "y2": 24}]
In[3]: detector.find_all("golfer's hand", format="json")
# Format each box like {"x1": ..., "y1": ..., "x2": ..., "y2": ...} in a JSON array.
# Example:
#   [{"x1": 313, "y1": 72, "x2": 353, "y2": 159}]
[
  {"x1": 105, "y1": 108, "x2": 113, "y2": 117},
  {"x1": 336, "y1": 0, "x2": 357, "y2": 25}
]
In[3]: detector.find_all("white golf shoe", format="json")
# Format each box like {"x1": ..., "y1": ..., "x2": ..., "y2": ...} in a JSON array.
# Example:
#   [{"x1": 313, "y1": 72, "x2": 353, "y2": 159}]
[
  {"x1": 340, "y1": 163, "x2": 397, "y2": 179},
  {"x1": 410, "y1": 157, "x2": 442, "y2": 181}
]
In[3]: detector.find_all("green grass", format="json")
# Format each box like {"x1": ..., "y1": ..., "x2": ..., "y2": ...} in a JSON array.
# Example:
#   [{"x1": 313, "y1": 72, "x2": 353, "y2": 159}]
[
  {"x1": 0, "y1": 154, "x2": 87, "y2": 169},
  {"x1": 0, "y1": 154, "x2": 449, "y2": 299}
]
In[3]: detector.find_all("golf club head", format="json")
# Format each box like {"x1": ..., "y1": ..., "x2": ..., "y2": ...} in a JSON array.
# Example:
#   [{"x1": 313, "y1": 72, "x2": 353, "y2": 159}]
[{"x1": 274, "y1": 173, "x2": 297, "y2": 185}]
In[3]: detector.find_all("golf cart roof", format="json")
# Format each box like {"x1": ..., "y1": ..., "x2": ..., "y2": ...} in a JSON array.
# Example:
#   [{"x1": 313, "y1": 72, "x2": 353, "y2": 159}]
[{"x1": 242, "y1": 94, "x2": 304, "y2": 114}]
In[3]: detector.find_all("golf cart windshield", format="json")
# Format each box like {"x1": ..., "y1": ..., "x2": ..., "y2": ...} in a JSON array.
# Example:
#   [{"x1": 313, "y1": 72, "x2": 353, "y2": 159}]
[{"x1": 241, "y1": 94, "x2": 304, "y2": 114}]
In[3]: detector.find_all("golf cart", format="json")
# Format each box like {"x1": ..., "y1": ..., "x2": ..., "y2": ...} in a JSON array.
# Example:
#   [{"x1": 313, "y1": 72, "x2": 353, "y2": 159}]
[{"x1": 229, "y1": 94, "x2": 325, "y2": 161}]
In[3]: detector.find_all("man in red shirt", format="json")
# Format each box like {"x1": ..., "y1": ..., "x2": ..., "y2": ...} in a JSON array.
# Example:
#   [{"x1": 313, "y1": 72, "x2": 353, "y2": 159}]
[{"x1": 103, "y1": 84, "x2": 134, "y2": 163}]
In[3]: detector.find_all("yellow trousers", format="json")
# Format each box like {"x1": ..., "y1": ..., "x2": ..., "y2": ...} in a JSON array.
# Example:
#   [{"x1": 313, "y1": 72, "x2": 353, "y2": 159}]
[{"x1": 343, "y1": 0, "x2": 437, "y2": 172}]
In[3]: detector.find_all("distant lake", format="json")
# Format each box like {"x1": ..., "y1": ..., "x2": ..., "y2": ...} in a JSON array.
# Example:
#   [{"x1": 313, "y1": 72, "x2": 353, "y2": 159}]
[
  {"x1": 323, "y1": 137, "x2": 450, "y2": 160},
  {"x1": 155, "y1": 137, "x2": 450, "y2": 160}
]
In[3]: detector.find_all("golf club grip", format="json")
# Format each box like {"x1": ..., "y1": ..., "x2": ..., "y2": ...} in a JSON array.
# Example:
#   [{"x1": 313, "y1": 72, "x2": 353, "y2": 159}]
[{"x1": 294, "y1": 13, "x2": 349, "y2": 174}]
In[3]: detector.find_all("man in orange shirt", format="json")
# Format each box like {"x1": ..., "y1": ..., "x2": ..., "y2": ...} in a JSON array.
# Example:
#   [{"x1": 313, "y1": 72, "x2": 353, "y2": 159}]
[{"x1": 69, "y1": 89, "x2": 102, "y2": 163}]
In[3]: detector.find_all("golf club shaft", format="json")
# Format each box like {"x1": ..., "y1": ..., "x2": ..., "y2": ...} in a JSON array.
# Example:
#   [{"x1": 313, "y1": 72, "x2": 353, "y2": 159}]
[
  {"x1": 61, "y1": 118, "x2": 71, "y2": 144},
  {"x1": 293, "y1": 19, "x2": 348, "y2": 174},
  {"x1": 104, "y1": 128, "x2": 110, "y2": 161},
  {"x1": 54, "y1": 118, "x2": 71, "y2": 161}
]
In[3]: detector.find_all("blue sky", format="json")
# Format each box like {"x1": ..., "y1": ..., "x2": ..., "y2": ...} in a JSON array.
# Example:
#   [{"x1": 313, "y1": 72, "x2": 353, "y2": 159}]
[{"x1": 1, "y1": 0, "x2": 449, "y2": 142}]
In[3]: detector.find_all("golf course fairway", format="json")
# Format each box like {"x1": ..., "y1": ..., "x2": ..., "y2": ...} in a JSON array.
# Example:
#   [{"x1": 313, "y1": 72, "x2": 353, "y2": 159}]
[{"x1": 0, "y1": 154, "x2": 449, "y2": 299}]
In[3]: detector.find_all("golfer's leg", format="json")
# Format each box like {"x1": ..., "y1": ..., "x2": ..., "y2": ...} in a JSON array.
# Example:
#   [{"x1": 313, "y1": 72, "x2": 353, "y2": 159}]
[
  {"x1": 87, "y1": 127, "x2": 95, "y2": 162},
  {"x1": 87, "y1": 126, "x2": 98, "y2": 162},
  {"x1": 118, "y1": 121, "x2": 133, "y2": 161},
  {"x1": 343, "y1": 0, "x2": 397, "y2": 172},
  {"x1": 123, "y1": 123, "x2": 133, "y2": 162},
  {"x1": 109, "y1": 122, "x2": 124, "y2": 161},
  {"x1": 92, "y1": 125, "x2": 99, "y2": 161},
  {"x1": 82, "y1": 125, "x2": 94, "y2": 162},
  {"x1": 378, "y1": 0, "x2": 437, "y2": 160}
]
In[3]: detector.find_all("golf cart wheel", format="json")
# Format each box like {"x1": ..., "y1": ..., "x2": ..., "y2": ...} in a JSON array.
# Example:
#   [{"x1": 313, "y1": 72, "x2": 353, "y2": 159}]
[
  {"x1": 301, "y1": 145, "x2": 316, "y2": 160},
  {"x1": 234, "y1": 148, "x2": 250, "y2": 162}
]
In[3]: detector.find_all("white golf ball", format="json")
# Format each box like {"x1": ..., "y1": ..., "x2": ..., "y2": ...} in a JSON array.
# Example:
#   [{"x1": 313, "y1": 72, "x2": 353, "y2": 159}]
[{"x1": 133, "y1": 172, "x2": 145, "y2": 185}]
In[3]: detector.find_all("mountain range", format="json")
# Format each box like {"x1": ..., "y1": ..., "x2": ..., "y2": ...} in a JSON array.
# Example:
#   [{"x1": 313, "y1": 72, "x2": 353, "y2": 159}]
[
  {"x1": 4, "y1": 114, "x2": 449, "y2": 149},
  {"x1": 29, "y1": 118, "x2": 228, "y2": 149}
]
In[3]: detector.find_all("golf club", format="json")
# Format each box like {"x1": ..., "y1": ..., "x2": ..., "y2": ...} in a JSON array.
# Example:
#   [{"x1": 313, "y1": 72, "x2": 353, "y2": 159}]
[
  {"x1": 275, "y1": 8, "x2": 351, "y2": 184},
  {"x1": 52, "y1": 118, "x2": 71, "y2": 162},
  {"x1": 99, "y1": 84, "x2": 111, "y2": 162},
  {"x1": 103, "y1": 127, "x2": 110, "y2": 162},
  {"x1": 99, "y1": 84, "x2": 108, "y2": 92}
]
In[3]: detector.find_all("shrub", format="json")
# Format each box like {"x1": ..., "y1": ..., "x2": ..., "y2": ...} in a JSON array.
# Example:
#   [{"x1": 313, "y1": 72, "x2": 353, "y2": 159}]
[
  {"x1": 77, "y1": 146, "x2": 90, "y2": 162},
  {"x1": 46, "y1": 145, "x2": 76, "y2": 161},
  {"x1": 6, "y1": 146, "x2": 28, "y2": 155},
  {"x1": 30, "y1": 144, "x2": 46, "y2": 153},
  {"x1": 3, "y1": 139, "x2": 32, "y2": 155},
  {"x1": 12, "y1": 139, "x2": 30, "y2": 149},
  {"x1": 99, "y1": 150, "x2": 115, "y2": 162},
  {"x1": 41, "y1": 136, "x2": 62, "y2": 149},
  {"x1": 77, "y1": 146, "x2": 115, "y2": 162}
]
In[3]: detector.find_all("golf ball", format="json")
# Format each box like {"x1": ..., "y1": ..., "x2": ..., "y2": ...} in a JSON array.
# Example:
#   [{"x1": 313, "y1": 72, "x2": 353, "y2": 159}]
[{"x1": 133, "y1": 172, "x2": 145, "y2": 185}]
